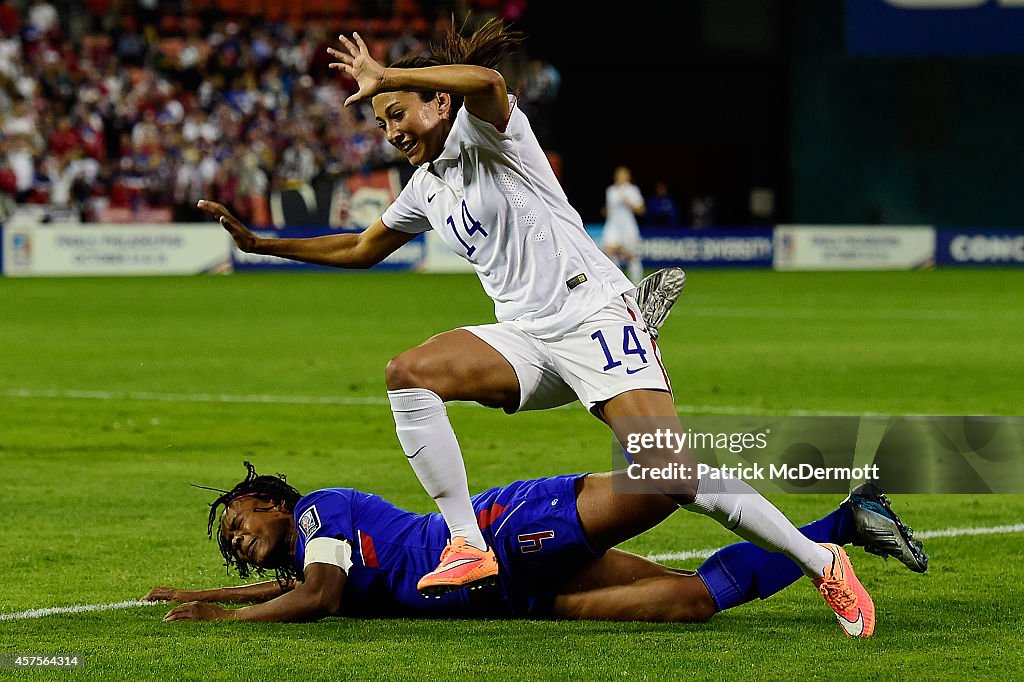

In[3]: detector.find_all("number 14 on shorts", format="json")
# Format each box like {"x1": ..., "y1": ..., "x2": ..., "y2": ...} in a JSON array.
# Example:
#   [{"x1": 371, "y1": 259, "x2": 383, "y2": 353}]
[{"x1": 591, "y1": 326, "x2": 648, "y2": 372}]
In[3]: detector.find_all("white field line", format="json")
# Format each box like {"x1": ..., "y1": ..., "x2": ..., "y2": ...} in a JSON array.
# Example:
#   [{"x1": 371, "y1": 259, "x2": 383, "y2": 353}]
[
  {"x1": 681, "y1": 305, "x2": 1023, "y2": 323},
  {"x1": 2, "y1": 387, "x2": 910, "y2": 417},
  {"x1": 2, "y1": 523, "x2": 1022, "y2": 621},
  {"x1": 0, "y1": 600, "x2": 163, "y2": 622},
  {"x1": 646, "y1": 522, "x2": 1024, "y2": 563},
  {"x1": 914, "y1": 522, "x2": 1024, "y2": 540},
  {"x1": 2, "y1": 388, "x2": 391, "y2": 406}
]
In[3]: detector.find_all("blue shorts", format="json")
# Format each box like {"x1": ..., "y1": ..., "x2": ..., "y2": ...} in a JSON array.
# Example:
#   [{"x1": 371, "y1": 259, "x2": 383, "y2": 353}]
[{"x1": 477, "y1": 473, "x2": 605, "y2": 617}]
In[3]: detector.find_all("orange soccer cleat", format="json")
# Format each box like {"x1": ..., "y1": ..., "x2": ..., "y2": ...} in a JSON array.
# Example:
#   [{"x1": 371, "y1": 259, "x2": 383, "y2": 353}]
[
  {"x1": 416, "y1": 537, "x2": 499, "y2": 598},
  {"x1": 814, "y1": 543, "x2": 876, "y2": 638}
]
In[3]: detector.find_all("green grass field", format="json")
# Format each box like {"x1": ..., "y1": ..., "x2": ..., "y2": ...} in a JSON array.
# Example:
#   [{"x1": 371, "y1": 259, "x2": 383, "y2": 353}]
[{"x1": 1, "y1": 269, "x2": 1022, "y2": 680}]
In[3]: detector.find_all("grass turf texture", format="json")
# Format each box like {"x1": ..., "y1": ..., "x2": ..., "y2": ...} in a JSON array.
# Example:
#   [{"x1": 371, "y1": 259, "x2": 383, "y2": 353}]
[{"x1": 1, "y1": 269, "x2": 1021, "y2": 680}]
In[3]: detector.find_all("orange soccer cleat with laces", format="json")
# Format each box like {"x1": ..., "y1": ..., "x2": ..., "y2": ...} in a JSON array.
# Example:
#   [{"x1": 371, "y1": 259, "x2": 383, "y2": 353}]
[
  {"x1": 814, "y1": 543, "x2": 876, "y2": 638},
  {"x1": 416, "y1": 537, "x2": 499, "y2": 598}
]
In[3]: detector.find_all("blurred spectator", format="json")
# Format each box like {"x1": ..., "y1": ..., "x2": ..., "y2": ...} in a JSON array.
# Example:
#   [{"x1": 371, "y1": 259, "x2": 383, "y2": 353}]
[
  {"x1": 173, "y1": 146, "x2": 210, "y2": 221},
  {"x1": 114, "y1": 15, "x2": 147, "y2": 68},
  {"x1": 47, "y1": 114, "x2": 80, "y2": 155},
  {"x1": 0, "y1": 159, "x2": 15, "y2": 199},
  {"x1": 83, "y1": 0, "x2": 114, "y2": 34},
  {"x1": 39, "y1": 149, "x2": 100, "y2": 207},
  {"x1": 231, "y1": 148, "x2": 271, "y2": 226},
  {"x1": 182, "y1": 109, "x2": 220, "y2": 145},
  {"x1": 644, "y1": 180, "x2": 682, "y2": 227},
  {"x1": 0, "y1": 25, "x2": 21, "y2": 81},
  {"x1": 601, "y1": 165, "x2": 645, "y2": 284},
  {"x1": 279, "y1": 134, "x2": 319, "y2": 188},
  {"x1": 25, "y1": 0, "x2": 59, "y2": 41},
  {"x1": 0, "y1": 1, "x2": 557, "y2": 224},
  {"x1": 388, "y1": 26, "x2": 426, "y2": 64},
  {"x1": 5, "y1": 134, "x2": 36, "y2": 201},
  {"x1": 37, "y1": 43, "x2": 75, "y2": 109},
  {"x1": 130, "y1": 109, "x2": 160, "y2": 150},
  {"x1": 0, "y1": 152, "x2": 16, "y2": 197},
  {"x1": 136, "y1": 0, "x2": 161, "y2": 37},
  {"x1": 75, "y1": 105, "x2": 106, "y2": 160},
  {"x1": 517, "y1": 57, "x2": 560, "y2": 148},
  {"x1": 0, "y1": 0, "x2": 19, "y2": 38},
  {"x1": 3, "y1": 97, "x2": 39, "y2": 143},
  {"x1": 690, "y1": 194, "x2": 716, "y2": 229}
]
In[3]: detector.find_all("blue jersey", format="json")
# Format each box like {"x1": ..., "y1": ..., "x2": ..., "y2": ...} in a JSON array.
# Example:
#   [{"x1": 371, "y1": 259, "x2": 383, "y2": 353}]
[{"x1": 291, "y1": 473, "x2": 602, "y2": 618}]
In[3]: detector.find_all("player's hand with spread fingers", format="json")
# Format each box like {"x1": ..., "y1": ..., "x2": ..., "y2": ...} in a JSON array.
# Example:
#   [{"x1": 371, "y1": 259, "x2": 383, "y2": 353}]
[
  {"x1": 162, "y1": 601, "x2": 231, "y2": 622},
  {"x1": 143, "y1": 586, "x2": 199, "y2": 603},
  {"x1": 327, "y1": 32, "x2": 386, "y2": 106},
  {"x1": 197, "y1": 199, "x2": 260, "y2": 253}
]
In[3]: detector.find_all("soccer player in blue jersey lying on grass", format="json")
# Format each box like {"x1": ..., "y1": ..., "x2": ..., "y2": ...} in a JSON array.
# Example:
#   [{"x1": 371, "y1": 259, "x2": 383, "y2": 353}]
[{"x1": 145, "y1": 462, "x2": 927, "y2": 637}]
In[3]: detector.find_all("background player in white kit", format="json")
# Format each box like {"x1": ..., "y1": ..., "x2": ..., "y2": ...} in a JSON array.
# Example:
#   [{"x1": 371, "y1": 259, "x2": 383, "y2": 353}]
[
  {"x1": 197, "y1": 18, "x2": 875, "y2": 636},
  {"x1": 601, "y1": 165, "x2": 646, "y2": 284}
]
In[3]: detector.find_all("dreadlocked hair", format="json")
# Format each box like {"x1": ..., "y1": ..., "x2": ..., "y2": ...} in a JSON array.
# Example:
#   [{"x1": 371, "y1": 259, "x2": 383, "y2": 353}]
[
  {"x1": 389, "y1": 15, "x2": 526, "y2": 112},
  {"x1": 200, "y1": 461, "x2": 303, "y2": 585}
]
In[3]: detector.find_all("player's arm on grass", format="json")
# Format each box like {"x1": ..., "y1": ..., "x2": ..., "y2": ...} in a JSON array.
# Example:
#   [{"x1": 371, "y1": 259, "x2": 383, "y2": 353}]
[
  {"x1": 197, "y1": 199, "x2": 415, "y2": 268},
  {"x1": 161, "y1": 563, "x2": 345, "y2": 622},
  {"x1": 142, "y1": 580, "x2": 295, "y2": 604}
]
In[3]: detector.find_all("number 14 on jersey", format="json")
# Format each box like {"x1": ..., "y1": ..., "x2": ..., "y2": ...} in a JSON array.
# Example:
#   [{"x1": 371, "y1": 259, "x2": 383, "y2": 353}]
[{"x1": 447, "y1": 200, "x2": 488, "y2": 257}]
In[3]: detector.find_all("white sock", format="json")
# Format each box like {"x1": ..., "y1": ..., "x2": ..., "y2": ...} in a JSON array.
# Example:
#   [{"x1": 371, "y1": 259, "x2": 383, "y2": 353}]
[
  {"x1": 387, "y1": 388, "x2": 487, "y2": 551},
  {"x1": 684, "y1": 475, "x2": 832, "y2": 578},
  {"x1": 628, "y1": 257, "x2": 643, "y2": 284}
]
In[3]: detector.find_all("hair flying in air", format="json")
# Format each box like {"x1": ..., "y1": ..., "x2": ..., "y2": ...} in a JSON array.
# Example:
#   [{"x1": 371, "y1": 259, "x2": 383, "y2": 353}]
[
  {"x1": 197, "y1": 461, "x2": 303, "y2": 584},
  {"x1": 389, "y1": 15, "x2": 525, "y2": 110}
]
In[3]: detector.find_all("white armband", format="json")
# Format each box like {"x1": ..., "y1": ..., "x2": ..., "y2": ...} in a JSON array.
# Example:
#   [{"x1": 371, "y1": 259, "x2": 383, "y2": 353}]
[{"x1": 303, "y1": 537, "x2": 353, "y2": 573}]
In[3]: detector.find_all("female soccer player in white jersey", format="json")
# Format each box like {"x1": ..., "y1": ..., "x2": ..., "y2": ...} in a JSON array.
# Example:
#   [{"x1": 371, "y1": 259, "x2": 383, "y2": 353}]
[
  {"x1": 197, "y1": 18, "x2": 873, "y2": 635},
  {"x1": 601, "y1": 165, "x2": 646, "y2": 284}
]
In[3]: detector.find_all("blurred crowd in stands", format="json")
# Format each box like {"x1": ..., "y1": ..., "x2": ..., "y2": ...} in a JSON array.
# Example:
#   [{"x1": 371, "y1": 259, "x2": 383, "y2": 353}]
[{"x1": 0, "y1": 0, "x2": 562, "y2": 225}]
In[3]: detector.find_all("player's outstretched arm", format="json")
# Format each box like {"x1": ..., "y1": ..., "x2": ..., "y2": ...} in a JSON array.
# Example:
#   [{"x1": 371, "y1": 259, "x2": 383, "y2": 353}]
[
  {"x1": 142, "y1": 580, "x2": 295, "y2": 604},
  {"x1": 161, "y1": 563, "x2": 346, "y2": 622},
  {"x1": 197, "y1": 200, "x2": 415, "y2": 269},
  {"x1": 328, "y1": 32, "x2": 510, "y2": 128}
]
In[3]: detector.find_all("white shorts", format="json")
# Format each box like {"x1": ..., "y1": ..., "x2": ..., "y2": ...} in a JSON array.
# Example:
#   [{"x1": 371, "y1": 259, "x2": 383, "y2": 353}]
[
  {"x1": 462, "y1": 295, "x2": 673, "y2": 414},
  {"x1": 601, "y1": 221, "x2": 641, "y2": 252}
]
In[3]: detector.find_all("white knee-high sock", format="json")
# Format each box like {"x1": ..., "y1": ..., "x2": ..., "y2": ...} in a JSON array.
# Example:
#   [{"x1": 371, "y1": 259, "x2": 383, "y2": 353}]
[
  {"x1": 684, "y1": 475, "x2": 832, "y2": 578},
  {"x1": 388, "y1": 388, "x2": 487, "y2": 551},
  {"x1": 628, "y1": 256, "x2": 643, "y2": 284}
]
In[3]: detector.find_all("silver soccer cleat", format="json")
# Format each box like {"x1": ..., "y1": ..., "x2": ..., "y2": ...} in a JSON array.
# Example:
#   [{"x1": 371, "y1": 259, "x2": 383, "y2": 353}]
[
  {"x1": 632, "y1": 267, "x2": 687, "y2": 340},
  {"x1": 843, "y1": 482, "x2": 929, "y2": 573}
]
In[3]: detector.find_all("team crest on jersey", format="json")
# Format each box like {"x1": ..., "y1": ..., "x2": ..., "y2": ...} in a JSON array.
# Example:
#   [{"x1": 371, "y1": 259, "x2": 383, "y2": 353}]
[{"x1": 297, "y1": 506, "x2": 321, "y2": 540}]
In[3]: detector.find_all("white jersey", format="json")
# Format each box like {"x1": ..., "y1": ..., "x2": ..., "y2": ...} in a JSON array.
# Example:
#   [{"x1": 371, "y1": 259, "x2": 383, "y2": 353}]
[
  {"x1": 602, "y1": 183, "x2": 643, "y2": 245},
  {"x1": 381, "y1": 96, "x2": 634, "y2": 339}
]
